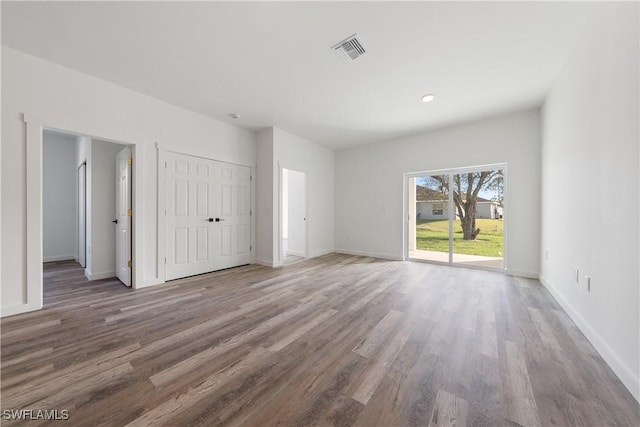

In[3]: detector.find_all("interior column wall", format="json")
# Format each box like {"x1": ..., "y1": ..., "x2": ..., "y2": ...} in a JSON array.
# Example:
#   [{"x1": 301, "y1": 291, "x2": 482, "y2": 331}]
[
  {"x1": 256, "y1": 128, "x2": 275, "y2": 266},
  {"x1": 273, "y1": 128, "x2": 334, "y2": 264},
  {"x1": 256, "y1": 127, "x2": 334, "y2": 267}
]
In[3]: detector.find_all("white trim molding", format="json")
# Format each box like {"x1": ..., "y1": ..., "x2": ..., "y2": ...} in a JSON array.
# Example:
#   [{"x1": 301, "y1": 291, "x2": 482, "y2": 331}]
[
  {"x1": 43, "y1": 255, "x2": 77, "y2": 263},
  {"x1": 309, "y1": 249, "x2": 335, "y2": 259},
  {"x1": 505, "y1": 269, "x2": 539, "y2": 279},
  {"x1": 156, "y1": 143, "x2": 167, "y2": 284},
  {"x1": 334, "y1": 249, "x2": 403, "y2": 261},
  {"x1": 256, "y1": 259, "x2": 279, "y2": 268},
  {"x1": 85, "y1": 270, "x2": 117, "y2": 281}
]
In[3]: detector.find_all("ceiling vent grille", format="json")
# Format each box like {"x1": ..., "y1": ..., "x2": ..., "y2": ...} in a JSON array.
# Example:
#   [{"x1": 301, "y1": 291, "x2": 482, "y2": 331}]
[{"x1": 332, "y1": 34, "x2": 366, "y2": 62}]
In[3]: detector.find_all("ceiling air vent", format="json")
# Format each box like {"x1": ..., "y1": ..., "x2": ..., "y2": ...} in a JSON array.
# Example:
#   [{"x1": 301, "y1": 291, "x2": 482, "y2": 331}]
[{"x1": 331, "y1": 34, "x2": 366, "y2": 62}]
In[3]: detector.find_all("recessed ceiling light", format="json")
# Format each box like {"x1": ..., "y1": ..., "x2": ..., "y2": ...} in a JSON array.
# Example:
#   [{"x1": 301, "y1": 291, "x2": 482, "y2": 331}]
[
  {"x1": 421, "y1": 94, "x2": 435, "y2": 103},
  {"x1": 229, "y1": 113, "x2": 241, "y2": 119}
]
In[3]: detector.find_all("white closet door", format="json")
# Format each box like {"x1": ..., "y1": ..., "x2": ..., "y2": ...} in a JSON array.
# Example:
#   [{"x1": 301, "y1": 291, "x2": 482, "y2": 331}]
[
  {"x1": 165, "y1": 152, "x2": 216, "y2": 280},
  {"x1": 213, "y1": 161, "x2": 251, "y2": 270}
]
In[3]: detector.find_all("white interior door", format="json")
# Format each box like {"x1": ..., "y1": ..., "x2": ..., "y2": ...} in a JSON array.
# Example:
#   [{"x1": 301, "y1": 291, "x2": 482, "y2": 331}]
[
  {"x1": 115, "y1": 146, "x2": 132, "y2": 287},
  {"x1": 165, "y1": 152, "x2": 216, "y2": 280},
  {"x1": 213, "y1": 161, "x2": 251, "y2": 270},
  {"x1": 286, "y1": 169, "x2": 307, "y2": 258},
  {"x1": 78, "y1": 163, "x2": 86, "y2": 268},
  {"x1": 281, "y1": 168, "x2": 289, "y2": 260}
]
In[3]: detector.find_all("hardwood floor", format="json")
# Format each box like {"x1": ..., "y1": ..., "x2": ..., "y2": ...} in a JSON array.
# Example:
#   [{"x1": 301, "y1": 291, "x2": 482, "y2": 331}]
[{"x1": 1, "y1": 254, "x2": 638, "y2": 426}]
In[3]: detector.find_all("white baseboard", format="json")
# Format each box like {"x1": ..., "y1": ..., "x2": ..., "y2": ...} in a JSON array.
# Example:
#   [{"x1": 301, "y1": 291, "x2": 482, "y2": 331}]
[
  {"x1": 334, "y1": 248, "x2": 403, "y2": 261},
  {"x1": 310, "y1": 249, "x2": 334, "y2": 258},
  {"x1": 257, "y1": 250, "x2": 340, "y2": 267},
  {"x1": 85, "y1": 270, "x2": 116, "y2": 281},
  {"x1": 256, "y1": 259, "x2": 277, "y2": 268},
  {"x1": 540, "y1": 276, "x2": 640, "y2": 403},
  {"x1": 286, "y1": 249, "x2": 306, "y2": 257},
  {"x1": 505, "y1": 268, "x2": 539, "y2": 279},
  {"x1": 1, "y1": 301, "x2": 42, "y2": 318},
  {"x1": 43, "y1": 254, "x2": 76, "y2": 263},
  {"x1": 135, "y1": 279, "x2": 164, "y2": 289}
]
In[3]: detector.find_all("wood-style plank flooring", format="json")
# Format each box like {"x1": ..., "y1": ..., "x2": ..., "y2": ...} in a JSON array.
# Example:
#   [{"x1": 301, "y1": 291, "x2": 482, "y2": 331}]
[{"x1": 1, "y1": 254, "x2": 639, "y2": 426}]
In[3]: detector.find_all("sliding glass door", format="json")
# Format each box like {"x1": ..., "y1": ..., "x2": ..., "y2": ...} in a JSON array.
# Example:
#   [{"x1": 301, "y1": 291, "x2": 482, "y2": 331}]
[
  {"x1": 408, "y1": 174, "x2": 452, "y2": 263},
  {"x1": 407, "y1": 165, "x2": 505, "y2": 270}
]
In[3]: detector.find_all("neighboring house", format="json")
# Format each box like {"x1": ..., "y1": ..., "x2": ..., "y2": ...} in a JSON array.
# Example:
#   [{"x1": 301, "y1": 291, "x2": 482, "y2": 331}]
[
  {"x1": 416, "y1": 185, "x2": 503, "y2": 220},
  {"x1": 477, "y1": 200, "x2": 503, "y2": 219},
  {"x1": 416, "y1": 200, "x2": 451, "y2": 220}
]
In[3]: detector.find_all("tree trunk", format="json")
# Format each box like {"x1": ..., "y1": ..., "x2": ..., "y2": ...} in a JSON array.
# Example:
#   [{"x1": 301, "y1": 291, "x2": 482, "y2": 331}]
[{"x1": 460, "y1": 201, "x2": 480, "y2": 240}]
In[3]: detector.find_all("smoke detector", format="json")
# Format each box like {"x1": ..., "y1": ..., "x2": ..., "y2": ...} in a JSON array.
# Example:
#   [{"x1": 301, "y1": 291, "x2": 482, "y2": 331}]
[{"x1": 331, "y1": 34, "x2": 366, "y2": 62}]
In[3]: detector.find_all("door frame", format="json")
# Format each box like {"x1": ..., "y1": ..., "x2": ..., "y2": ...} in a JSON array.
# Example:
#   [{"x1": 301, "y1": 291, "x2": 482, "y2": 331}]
[
  {"x1": 278, "y1": 166, "x2": 309, "y2": 265},
  {"x1": 77, "y1": 162, "x2": 87, "y2": 268},
  {"x1": 19, "y1": 113, "x2": 145, "y2": 316},
  {"x1": 403, "y1": 163, "x2": 508, "y2": 272},
  {"x1": 115, "y1": 146, "x2": 132, "y2": 287}
]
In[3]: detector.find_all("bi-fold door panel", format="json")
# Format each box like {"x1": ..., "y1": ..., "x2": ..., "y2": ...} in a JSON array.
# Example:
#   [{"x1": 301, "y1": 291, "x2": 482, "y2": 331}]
[
  {"x1": 214, "y1": 162, "x2": 251, "y2": 270},
  {"x1": 165, "y1": 153, "x2": 216, "y2": 281}
]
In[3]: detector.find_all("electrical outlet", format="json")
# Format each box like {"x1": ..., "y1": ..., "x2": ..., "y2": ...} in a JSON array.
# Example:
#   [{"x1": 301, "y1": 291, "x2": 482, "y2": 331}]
[
  {"x1": 575, "y1": 269, "x2": 579, "y2": 283},
  {"x1": 585, "y1": 276, "x2": 591, "y2": 292}
]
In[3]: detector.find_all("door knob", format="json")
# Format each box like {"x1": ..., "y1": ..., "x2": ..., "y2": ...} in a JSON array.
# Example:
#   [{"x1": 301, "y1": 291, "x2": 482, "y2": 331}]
[{"x1": 112, "y1": 219, "x2": 118, "y2": 224}]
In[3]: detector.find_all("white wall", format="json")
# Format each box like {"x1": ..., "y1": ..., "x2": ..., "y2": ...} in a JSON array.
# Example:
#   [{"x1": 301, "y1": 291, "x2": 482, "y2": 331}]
[
  {"x1": 42, "y1": 131, "x2": 77, "y2": 262},
  {"x1": 256, "y1": 128, "x2": 275, "y2": 266},
  {"x1": 256, "y1": 127, "x2": 334, "y2": 266},
  {"x1": 335, "y1": 110, "x2": 541, "y2": 277},
  {"x1": 541, "y1": 3, "x2": 639, "y2": 401},
  {"x1": 1, "y1": 46, "x2": 256, "y2": 314}
]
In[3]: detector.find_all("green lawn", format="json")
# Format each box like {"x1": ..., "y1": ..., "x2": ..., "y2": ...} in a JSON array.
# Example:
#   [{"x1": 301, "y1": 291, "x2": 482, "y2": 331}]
[{"x1": 416, "y1": 219, "x2": 504, "y2": 257}]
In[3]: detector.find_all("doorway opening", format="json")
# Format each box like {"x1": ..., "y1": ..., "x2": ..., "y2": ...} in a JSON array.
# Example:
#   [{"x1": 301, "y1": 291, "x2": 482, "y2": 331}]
[
  {"x1": 280, "y1": 168, "x2": 308, "y2": 265},
  {"x1": 43, "y1": 130, "x2": 132, "y2": 288},
  {"x1": 18, "y1": 113, "x2": 144, "y2": 316},
  {"x1": 406, "y1": 164, "x2": 506, "y2": 271}
]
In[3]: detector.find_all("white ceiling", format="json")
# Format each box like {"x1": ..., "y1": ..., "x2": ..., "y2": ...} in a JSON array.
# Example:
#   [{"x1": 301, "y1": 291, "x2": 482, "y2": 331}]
[{"x1": 2, "y1": 1, "x2": 602, "y2": 149}]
